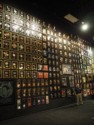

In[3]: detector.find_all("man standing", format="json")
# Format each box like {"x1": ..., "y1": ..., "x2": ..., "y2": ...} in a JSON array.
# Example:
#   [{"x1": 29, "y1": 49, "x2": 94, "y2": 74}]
[{"x1": 75, "y1": 84, "x2": 83, "y2": 105}]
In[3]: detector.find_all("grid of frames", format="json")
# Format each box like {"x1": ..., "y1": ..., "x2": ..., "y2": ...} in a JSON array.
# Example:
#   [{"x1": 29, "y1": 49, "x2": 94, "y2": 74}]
[{"x1": 0, "y1": 2, "x2": 94, "y2": 110}]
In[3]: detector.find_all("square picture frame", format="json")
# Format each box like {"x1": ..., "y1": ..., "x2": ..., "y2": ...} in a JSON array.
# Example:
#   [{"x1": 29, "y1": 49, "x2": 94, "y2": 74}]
[{"x1": 62, "y1": 64, "x2": 72, "y2": 74}]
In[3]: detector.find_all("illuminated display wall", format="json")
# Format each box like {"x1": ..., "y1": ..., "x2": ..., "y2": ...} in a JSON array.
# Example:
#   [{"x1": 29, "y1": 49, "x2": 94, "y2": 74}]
[{"x1": 0, "y1": 2, "x2": 94, "y2": 111}]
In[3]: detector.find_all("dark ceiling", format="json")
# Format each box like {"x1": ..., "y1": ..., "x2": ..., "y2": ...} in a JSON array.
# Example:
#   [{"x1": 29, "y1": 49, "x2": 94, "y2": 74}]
[{"x1": 1, "y1": 0, "x2": 94, "y2": 44}]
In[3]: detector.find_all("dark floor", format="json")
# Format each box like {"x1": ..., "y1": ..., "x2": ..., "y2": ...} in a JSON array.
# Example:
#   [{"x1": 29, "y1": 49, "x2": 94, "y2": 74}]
[{"x1": 0, "y1": 100, "x2": 94, "y2": 125}]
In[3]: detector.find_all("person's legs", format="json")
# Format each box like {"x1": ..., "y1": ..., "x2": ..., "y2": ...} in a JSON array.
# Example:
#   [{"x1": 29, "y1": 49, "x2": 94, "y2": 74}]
[
  {"x1": 79, "y1": 93, "x2": 83, "y2": 104},
  {"x1": 76, "y1": 94, "x2": 80, "y2": 105}
]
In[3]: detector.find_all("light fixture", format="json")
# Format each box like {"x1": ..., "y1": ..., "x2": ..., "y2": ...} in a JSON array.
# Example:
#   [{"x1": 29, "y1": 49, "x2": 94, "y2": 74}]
[{"x1": 81, "y1": 22, "x2": 89, "y2": 31}]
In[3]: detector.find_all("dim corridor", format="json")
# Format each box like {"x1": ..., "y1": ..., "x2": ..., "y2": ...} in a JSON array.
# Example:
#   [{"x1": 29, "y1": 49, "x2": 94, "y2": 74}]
[{"x1": 0, "y1": 100, "x2": 94, "y2": 125}]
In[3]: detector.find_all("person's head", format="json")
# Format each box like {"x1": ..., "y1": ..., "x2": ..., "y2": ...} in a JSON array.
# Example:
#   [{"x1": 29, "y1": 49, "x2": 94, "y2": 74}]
[{"x1": 76, "y1": 84, "x2": 79, "y2": 87}]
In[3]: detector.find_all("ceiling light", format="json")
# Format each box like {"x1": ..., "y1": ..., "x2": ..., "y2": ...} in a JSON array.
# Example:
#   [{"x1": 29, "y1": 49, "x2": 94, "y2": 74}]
[{"x1": 81, "y1": 23, "x2": 89, "y2": 31}]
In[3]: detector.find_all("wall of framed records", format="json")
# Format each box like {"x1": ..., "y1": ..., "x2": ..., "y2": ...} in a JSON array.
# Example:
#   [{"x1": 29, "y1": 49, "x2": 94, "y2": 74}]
[{"x1": 0, "y1": 1, "x2": 94, "y2": 120}]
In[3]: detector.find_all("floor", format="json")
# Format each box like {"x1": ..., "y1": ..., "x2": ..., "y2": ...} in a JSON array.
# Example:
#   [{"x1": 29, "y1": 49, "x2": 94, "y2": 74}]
[{"x1": 0, "y1": 100, "x2": 94, "y2": 125}]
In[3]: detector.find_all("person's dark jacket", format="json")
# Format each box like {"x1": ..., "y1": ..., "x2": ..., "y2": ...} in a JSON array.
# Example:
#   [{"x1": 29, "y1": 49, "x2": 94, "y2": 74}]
[{"x1": 75, "y1": 87, "x2": 82, "y2": 94}]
